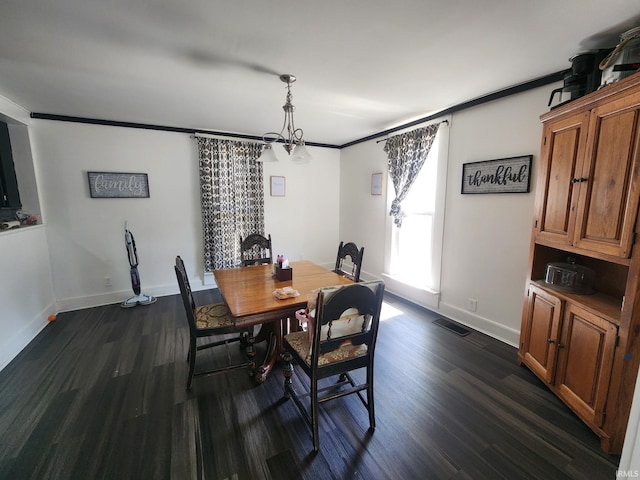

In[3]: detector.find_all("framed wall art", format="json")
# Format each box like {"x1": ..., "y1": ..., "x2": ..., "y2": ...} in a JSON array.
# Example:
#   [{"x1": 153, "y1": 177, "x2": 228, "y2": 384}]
[
  {"x1": 87, "y1": 172, "x2": 150, "y2": 198},
  {"x1": 270, "y1": 176, "x2": 286, "y2": 197},
  {"x1": 371, "y1": 172, "x2": 383, "y2": 195},
  {"x1": 461, "y1": 155, "x2": 532, "y2": 194}
]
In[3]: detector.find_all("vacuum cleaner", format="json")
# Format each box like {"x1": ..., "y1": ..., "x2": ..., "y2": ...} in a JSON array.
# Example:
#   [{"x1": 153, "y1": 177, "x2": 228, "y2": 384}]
[{"x1": 121, "y1": 221, "x2": 157, "y2": 308}]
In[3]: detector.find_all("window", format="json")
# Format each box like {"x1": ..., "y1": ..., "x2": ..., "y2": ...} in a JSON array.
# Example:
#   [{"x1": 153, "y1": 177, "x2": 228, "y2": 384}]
[
  {"x1": 0, "y1": 121, "x2": 21, "y2": 221},
  {"x1": 384, "y1": 124, "x2": 449, "y2": 301}
]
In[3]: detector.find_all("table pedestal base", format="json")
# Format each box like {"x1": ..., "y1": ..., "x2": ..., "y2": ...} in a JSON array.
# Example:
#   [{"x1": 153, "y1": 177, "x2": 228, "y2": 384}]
[{"x1": 252, "y1": 317, "x2": 302, "y2": 383}]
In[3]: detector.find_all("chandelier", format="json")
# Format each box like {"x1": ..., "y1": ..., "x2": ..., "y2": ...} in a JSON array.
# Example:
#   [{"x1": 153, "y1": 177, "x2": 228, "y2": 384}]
[{"x1": 257, "y1": 74, "x2": 312, "y2": 164}]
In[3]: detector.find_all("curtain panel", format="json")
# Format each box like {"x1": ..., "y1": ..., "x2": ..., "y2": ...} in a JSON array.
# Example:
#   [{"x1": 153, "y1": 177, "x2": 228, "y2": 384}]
[
  {"x1": 197, "y1": 138, "x2": 264, "y2": 271},
  {"x1": 384, "y1": 123, "x2": 440, "y2": 227}
]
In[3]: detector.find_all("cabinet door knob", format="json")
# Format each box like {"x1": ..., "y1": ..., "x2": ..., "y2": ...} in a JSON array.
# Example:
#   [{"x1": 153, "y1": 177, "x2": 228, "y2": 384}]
[
  {"x1": 557, "y1": 343, "x2": 564, "y2": 349},
  {"x1": 547, "y1": 338, "x2": 555, "y2": 344}
]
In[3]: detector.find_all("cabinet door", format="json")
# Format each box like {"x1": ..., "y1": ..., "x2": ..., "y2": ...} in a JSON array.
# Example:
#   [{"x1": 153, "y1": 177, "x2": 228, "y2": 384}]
[
  {"x1": 574, "y1": 92, "x2": 640, "y2": 257},
  {"x1": 521, "y1": 284, "x2": 563, "y2": 384},
  {"x1": 535, "y1": 112, "x2": 589, "y2": 247},
  {"x1": 554, "y1": 303, "x2": 617, "y2": 427}
]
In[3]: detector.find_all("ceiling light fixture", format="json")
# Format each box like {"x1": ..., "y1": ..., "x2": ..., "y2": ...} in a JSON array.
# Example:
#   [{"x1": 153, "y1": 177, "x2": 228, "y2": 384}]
[{"x1": 257, "y1": 74, "x2": 311, "y2": 164}]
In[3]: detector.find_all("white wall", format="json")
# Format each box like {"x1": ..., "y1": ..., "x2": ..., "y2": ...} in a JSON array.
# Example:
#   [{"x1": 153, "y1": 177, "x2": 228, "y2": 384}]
[
  {"x1": 29, "y1": 120, "x2": 341, "y2": 312},
  {"x1": 621, "y1": 368, "x2": 640, "y2": 473},
  {"x1": 340, "y1": 84, "x2": 551, "y2": 346},
  {"x1": 438, "y1": 87, "x2": 547, "y2": 345},
  {"x1": 0, "y1": 226, "x2": 56, "y2": 370},
  {"x1": 338, "y1": 139, "x2": 389, "y2": 280},
  {"x1": 0, "y1": 96, "x2": 55, "y2": 371},
  {"x1": 262, "y1": 148, "x2": 341, "y2": 266}
]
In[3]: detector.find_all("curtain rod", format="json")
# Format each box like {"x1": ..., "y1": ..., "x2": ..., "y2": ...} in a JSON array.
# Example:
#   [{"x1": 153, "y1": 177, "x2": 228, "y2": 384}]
[
  {"x1": 375, "y1": 119, "x2": 449, "y2": 144},
  {"x1": 191, "y1": 131, "x2": 261, "y2": 143}
]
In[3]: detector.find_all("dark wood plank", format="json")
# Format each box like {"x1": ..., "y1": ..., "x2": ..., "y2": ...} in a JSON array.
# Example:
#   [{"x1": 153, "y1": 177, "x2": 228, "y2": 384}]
[{"x1": 0, "y1": 290, "x2": 620, "y2": 479}]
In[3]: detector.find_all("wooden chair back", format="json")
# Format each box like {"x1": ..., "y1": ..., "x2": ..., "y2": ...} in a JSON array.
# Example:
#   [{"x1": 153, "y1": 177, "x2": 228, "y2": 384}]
[
  {"x1": 334, "y1": 241, "x2": 364, "y2": 282},
  {"x1": 175, "y1": 256, "x2": 197, "y2": 331},
  {"x1": 240, "y1": 233, "x2": 273, "y2": 266},
  {"x1": 311, "y1": 280, "x2": 383, "y2": 378}
]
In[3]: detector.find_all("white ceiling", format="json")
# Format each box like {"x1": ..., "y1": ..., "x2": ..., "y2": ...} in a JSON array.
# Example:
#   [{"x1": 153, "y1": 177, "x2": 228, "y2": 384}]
[{"x1": 1, "y1": 1, "x2": 640, "y2": 146}]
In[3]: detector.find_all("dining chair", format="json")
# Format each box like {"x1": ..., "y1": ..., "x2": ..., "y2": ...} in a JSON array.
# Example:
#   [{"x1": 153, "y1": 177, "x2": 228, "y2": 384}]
[
  {"x1": 334, "y1": 241, "x2": 364, "y2": 282},
  {"x1": 174, "y1": 256, "x2": 254, "y2": 390},
  {"x1": 240, "y1": 233, "x2": 273, "y2": 266},
  {"x1": 281, "y1": 279, "x2": 385, "y2": 451}
]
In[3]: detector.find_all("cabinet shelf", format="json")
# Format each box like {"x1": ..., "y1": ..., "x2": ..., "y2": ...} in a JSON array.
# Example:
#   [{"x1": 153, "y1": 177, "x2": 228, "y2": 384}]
[
  {"x1": 531, "y1": 279, "x2": 622, "y2": 326},
  {"x1": 534, "y1": 238, "x2": 632, "y2": 267}
]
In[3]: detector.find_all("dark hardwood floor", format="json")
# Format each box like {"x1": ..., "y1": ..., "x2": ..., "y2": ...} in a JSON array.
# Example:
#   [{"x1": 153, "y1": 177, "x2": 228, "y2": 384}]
[{"x1": 0, "y1": 290, "x2": 620, "y2": 479}]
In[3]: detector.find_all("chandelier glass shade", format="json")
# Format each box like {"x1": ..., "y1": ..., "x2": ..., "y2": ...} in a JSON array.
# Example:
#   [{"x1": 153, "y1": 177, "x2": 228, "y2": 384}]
[{"x1": 257, "y1": 74, "x2": 312, "y2": 164}]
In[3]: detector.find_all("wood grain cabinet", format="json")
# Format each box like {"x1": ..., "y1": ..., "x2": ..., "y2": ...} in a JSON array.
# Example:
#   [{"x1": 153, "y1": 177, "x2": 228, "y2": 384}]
[
  {"x1": 519, "y1": 72, "x2": 640, "y2": 454},
  {"x1": 535, "y1": 88, "x2": 640, "y2": 259},
  {"x1": 521, "y1": 284, "x2": 618, "y2": 431},
  {"x1": 554, "y1": 302, "x2": 618, "y2": 428},
  {"x1": 521, "y1": 284, "x2": 562, "y2": 384}
]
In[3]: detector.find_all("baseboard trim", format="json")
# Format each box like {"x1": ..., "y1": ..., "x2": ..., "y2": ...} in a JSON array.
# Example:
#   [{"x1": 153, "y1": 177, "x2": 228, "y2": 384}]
[
  {"x1": 437, "y1": 302, "x2": 519, "y2": 347},
  {"x1": 380, "y1": 273, "x2": 440, "y2": 310},
  {"x1": 0, "y1": 304, "x2": 52, "y2": 372}
]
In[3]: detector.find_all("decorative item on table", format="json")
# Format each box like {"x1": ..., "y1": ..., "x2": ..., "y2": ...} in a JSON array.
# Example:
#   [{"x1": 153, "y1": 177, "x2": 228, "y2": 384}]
[
  {"x1": 275, "y1": 254, "x2": 293, "y2": 281},
  {"x1": 273, "y1": 286, "x2": 300, "y2": 300}
]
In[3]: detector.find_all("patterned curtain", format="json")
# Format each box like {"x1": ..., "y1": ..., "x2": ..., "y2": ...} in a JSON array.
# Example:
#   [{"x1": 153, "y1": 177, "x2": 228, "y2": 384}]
[
  {"x1": 384, "y1": 123, "x2": 440, "y2": 227},
  {"x1": 197, "y1": 138, "x2": 264, "y2": 271}
]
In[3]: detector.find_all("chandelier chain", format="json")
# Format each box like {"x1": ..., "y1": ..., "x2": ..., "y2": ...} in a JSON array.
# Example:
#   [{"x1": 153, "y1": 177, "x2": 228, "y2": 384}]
[{"x1": 258, "y1": 74, "x2": 311, "y2": 163}]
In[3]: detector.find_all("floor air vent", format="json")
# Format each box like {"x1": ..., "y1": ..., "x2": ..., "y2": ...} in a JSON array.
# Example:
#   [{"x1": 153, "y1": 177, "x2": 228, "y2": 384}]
[{"x1": 433, "y1": 318, "x2": 471, "y2": 337}]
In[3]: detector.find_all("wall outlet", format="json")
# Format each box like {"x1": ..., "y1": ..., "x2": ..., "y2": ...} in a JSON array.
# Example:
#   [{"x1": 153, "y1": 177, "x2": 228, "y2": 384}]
[
  {"x1": 468, "y1": 298, "x2": 477, "y2": 312},
  {"x1": 104, "y1": 276, "x2": 112, "y2": 287}
]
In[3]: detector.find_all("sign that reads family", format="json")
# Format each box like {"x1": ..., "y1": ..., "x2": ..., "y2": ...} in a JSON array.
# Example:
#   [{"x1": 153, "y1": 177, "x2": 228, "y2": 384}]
[
  {"x1": 87, "y1": 172, "x2": 150, "y2": 198},
  {"x1": 461, "y1": 155, "x2": 532, "y2": 194}
]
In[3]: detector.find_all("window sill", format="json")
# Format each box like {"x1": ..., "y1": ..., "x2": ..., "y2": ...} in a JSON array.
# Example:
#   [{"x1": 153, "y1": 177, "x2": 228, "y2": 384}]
[
  {"x1": 381, "y1": 273, "x2": 440, "y2": 310},
  {"x1": 0, "y1": 222, "x2": 45, "y2": 236}
]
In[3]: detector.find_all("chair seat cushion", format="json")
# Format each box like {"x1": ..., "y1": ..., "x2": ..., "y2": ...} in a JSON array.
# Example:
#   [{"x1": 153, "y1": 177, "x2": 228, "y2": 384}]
[
  {"x1": 195, "y1": 303, "x2": 235, "y2": 329},
  {"x1": 284, "y1": 331, "x2": 368, "y2": 366}
]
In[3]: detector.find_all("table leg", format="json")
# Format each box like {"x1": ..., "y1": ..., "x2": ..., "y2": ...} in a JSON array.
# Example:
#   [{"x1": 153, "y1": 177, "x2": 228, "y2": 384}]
[
  {"x1": 253, "y1": 321, "x2": 273, "y2": 345},
  {"x1": 252, "y1": 317, "x2": 304, "y2": 383},
  {"x1": 254, "y1": 321, "x2": 282, "y2": 383}
]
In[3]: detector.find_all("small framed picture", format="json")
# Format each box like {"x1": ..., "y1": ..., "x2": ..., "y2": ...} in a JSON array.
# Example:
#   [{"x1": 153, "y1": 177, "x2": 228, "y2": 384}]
[
  {"x1": 270, "y1": 176, "x2": 286, "y2": 197},
  {"x1": 371, "y1": 172, "x2": 383, "y2": 195}
]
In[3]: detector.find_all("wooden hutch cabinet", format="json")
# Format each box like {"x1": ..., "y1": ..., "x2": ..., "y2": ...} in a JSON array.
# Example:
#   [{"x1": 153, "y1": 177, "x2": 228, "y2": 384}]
[{"x1": 518, "y1": 72, "x2": 640, "y2": 454}]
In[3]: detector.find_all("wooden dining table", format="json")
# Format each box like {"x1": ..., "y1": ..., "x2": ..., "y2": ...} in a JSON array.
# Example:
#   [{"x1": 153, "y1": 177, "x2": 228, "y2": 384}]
[{"x1": 213, "y1": 260, "x2": 354, "y2": 382}]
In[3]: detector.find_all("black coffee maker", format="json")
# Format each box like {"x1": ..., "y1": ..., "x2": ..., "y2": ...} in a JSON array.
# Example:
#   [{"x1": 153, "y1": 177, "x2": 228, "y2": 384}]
[{"x1": 548, "y1": 49, "x2": 611, "y2": 108}]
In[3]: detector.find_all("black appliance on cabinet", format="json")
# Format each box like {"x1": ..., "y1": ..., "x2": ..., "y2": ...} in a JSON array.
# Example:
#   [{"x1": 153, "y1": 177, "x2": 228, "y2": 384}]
[{"x1": 548, "y1": 49, "x2": 612, "y2": 109}]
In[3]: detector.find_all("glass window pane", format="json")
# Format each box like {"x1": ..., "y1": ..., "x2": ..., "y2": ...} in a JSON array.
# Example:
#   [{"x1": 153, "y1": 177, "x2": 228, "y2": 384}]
[
  {"x1": 390, "y1": 132, "x2": 440, "y2": 290},
  {"x1": 395, "y1": 213, "x2": 433, "y2": 288}
]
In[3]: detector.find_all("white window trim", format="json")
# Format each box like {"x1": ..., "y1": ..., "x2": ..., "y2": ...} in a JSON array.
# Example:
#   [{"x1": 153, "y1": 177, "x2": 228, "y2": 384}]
[{"x1": 382, "y1": 117, "x2": 450, "y2": 310}]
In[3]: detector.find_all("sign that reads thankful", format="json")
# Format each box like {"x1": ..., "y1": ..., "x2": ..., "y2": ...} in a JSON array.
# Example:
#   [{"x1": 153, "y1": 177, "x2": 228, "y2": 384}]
[
  {"x1": 87, "y1": 172, "x2": 150, "y2": 198},
  {"x1": 461, "y1": 155, "x2": 532, "y2": 194}
]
